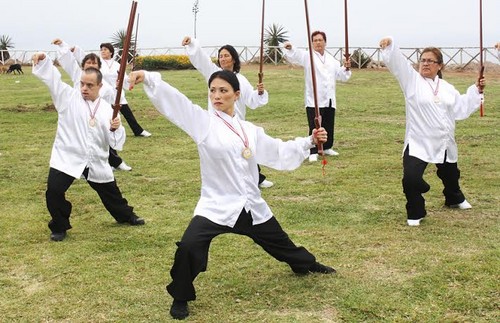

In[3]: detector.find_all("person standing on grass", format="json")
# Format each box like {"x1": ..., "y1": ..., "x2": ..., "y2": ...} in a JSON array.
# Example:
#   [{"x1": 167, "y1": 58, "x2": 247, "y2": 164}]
[
  {"x1": 379, "y1": 37, "x2": 486, "y2": 227},
  {"x1": 98, "y1": 42, "x2": 152, "y2": 138},
  {"x1": 283, "y1": 31, "x2": 351, "y2": 162},
  {"x1": 32, "y1": 52, "x2": 145, "y2": 242},
  {"x1": 52, "y1": 39, "x2": 132, "y2": 171},
  {"x1": 181, "y1": 36, "x2": 274, "y2": 189},
  {"x1": 495, "y1": 42, "x2": 500, "y2": 60},
  {"x1": 127, "y1": 69, "x2": 335, "y2": 320}
]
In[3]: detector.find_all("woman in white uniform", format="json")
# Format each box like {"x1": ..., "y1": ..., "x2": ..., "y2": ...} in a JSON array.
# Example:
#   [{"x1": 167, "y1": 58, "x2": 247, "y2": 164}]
[
  {"x1": 181, "y1": 36, "x2": 273, "y2": 189},
  {"x1": 128, "y1": 69, "x2": 335, "y2": 320},
  {"x1": 380, "y1": 37, "x2": 485, "y2": 226}
]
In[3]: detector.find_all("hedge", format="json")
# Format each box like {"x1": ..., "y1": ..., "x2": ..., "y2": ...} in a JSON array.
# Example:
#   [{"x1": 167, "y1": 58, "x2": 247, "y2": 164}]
[{"x1": 134, "y1": 55, "x2": 195, "y2": 70}]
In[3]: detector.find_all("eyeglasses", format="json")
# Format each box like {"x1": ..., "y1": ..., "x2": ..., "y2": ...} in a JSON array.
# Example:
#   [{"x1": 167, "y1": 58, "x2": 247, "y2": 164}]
[{"x1": 419, "y1": 59, "x2": 439, "y2": 64}]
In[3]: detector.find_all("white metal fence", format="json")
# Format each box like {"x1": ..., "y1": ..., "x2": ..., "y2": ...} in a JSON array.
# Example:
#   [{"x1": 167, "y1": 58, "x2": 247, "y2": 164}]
[{"x1": 1, "y1": 46, "x2": 498, "y2": 69}]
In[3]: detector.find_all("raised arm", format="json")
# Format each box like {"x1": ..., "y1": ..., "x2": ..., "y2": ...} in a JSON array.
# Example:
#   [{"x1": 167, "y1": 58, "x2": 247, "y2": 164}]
[
  {"x1": 32, "y1": 52, "x2": 74, "y2": 112},
  {"x1": 128, "y1": 70, "x2": 210, "y2": 144},
  {"x1": 183, "y1": 37, "x2": 220, "y2": 81},
  {"x1": 283, "y1": 41, "x2": 309, "y2": 66},
  {"x1": 379, "y1": 36, "x2": 418, "y2": 96},
  {"x1": 255, "y1": 126, "x2": 327, "y2": 170},
  {"x1": 52, "y1": 39, "x2": 82, "y2": 86}
]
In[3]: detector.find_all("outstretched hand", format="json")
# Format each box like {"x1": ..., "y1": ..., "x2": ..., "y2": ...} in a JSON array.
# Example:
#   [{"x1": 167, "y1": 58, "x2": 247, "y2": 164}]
[
  {"x1": 110, "y1": 117, "x2": 121, "y2": 130},
  {"x1": 128, "y1": 71, "x2": 146, "y2": 90},
  {"x1": 379, "y1": 38, "x2": 392, "y2": 49},
  {"x1": 256, "y1": 82, "x2": 265, "y2": 95},
  {"x1": 181, "y1": 36, "x2": 191, "y2": 46},
  {"x1": 51, "y1": 38, "x2": 63, "y2": 46},
  {"x1": 32, "y1": 52, "x2": 46, "y2": 65},
  {"x1": 344, "y1": 57, "x2": 352, "y2": 69},
  {"x1": 312, "y1": 127, "x2": 327, "y2": 145},
  {"x1": 476, "y1": 75, "x2": 486, "y2": 93}
]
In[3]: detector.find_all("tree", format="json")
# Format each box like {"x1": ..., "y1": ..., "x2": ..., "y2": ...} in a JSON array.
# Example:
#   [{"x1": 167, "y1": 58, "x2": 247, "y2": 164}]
[
  {"x1": 110, "y1": 29, "x2": 136, "y2": 63},
  {"x1": 263, "y1": 23, "x2": 289, "y2": 63},
  {"x1": 0, "y1": 35, "x2": 14, "y2": 62}
]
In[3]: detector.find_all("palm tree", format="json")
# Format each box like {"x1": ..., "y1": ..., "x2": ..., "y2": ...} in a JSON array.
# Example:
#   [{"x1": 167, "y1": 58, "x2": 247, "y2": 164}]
[
  {"x1": 0, "y1": 35, "x2": 14, "y2": 62},
  {"x1": 263, "y1": 23, "x2": 289, "y2": 63},
  {"x1": 110, "y1": 29, "x2": 136, "y2": 63}
]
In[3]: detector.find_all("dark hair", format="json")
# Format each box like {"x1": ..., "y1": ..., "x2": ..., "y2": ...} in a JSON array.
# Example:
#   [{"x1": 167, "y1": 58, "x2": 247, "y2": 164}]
[
  {"x1": 311, "y1": 31, "x2": 327, "y2": 42},
  {"x1": 421, "y1": 47, "x2": 444, "y2": 78},
  {"x1": 217, "y1": 45, "x2": 241, "y2": 73},
  {"x1": 82, "y1": 53, "x2": 102, "y2": 69},
  {"x1": 83, "y1": 67, "x2": 103, "y2": 84},
  {"x1": 99, "y1": 43, "x2": 115, "y2": 57},
  {"x1": 208, "y1": 70, "x2": 240, "y2": 92}
]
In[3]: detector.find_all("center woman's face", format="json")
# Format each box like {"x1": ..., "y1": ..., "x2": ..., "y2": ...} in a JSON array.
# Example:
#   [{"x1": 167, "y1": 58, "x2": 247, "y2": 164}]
[
  {"x1": 218, "y1": 49, "x2": 235, "y2": 71},
  {"x1": 209, "y1": 78, "x2": 239, "y2": 116}
]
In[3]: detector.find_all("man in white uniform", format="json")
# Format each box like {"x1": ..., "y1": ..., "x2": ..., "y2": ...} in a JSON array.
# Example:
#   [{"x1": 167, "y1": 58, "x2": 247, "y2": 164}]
[
  {"x1": 32, "y1": 52, "x2": 145, "y2": 241},
  {"x1": 284, "y1": 31, "x2": 351, "y2": 161}
]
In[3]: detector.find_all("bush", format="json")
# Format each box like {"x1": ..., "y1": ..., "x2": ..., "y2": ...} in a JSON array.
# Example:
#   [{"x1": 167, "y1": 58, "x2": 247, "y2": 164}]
[
  {"x1": 350, "y1": 49, "x2": 371, "y2": 68},
  {"x1": 134, "y1": 55, "x2": 195, "y2": 70}
]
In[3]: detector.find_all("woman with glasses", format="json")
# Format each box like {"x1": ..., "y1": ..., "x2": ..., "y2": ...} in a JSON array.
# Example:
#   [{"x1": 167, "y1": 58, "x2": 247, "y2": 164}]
[{"x1": 379, "y1": 37, "x2": 485, "y2": 226}]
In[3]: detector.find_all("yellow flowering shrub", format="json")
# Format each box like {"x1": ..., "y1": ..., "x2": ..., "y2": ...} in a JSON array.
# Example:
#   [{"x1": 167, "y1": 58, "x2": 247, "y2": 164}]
[{"x1": 134, "y1": 55, "x2": 195, "y2": 70}]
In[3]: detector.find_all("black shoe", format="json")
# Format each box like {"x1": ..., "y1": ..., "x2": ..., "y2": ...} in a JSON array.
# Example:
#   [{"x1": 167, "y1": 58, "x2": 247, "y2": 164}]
[
  {"x1": 309, "y1": 262, "x2": 336, "y2": 274},
  {"x1": 170, "y1": 300, "x2": 189, "y2": 320},
  {"x1": 118, "y1": 215, "x2": 145, "y2": 226},
  {"x1": 129, "y1": 216, "x2": 145, "y2": 226},
  {"x1": 50, "y1": 232, "x2": 67, "y2": 242}
]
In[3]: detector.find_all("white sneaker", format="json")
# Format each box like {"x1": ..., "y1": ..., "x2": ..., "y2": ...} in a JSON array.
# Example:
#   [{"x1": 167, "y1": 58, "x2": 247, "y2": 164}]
[
  {"x1": 139, "y1": 130, "x2": 152, "y2": 137},
  {"x1": 324, "y1": 149, "x2": 339, "y2": 156},
  {"x1": 407, "y1": 218, "x2": 423, "y2": 226},
  {"x1": 117, "y1": 162, "x2": 132, "y2": 171},
  {"x1": 259, "y1": 179, "x2": 274, "y2": 188},
  {"x1": 449, "y1": 199, "x2": 472, "y2": 209},
  {"x1": 309, "y1": 154, "x2": 318, "y2": 162}
]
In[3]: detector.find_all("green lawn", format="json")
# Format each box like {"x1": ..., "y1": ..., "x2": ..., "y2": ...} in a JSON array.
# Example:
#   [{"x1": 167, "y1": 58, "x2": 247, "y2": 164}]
[{"x1": 0, "y1": 65, "x2": 498, "y2": 322}]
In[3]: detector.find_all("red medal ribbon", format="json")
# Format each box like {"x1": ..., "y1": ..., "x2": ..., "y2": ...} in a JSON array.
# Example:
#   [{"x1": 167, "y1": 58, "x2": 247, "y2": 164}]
[
  {"x1": 86, "y1": 98, "x2": 101, "y2": 122},
  {"x1": 215, "y1": 112, "x2": 249, "y2": 150},
  {"x1": 425, "y1": 77, "x2": 440, "y2": 97}
]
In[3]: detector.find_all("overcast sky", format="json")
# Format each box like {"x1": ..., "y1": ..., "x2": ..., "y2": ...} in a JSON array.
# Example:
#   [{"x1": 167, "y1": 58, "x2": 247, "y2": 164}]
[{"x1": 2, "y1": 0, "x2": 498, "y2": 51}]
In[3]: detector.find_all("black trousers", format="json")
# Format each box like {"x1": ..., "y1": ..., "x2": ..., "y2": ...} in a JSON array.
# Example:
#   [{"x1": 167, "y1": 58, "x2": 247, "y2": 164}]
[
  {"x1": 402, "y1": 146, "x2": 465, "y2": 220},
  {"x1": 45, "y1": 167, "x2": 136, "y2": 233},
  {"x1": 166, "y1": 210, "x2": 316, "y2": 301},
  {"x1": 306, "y1": 105, "x2": 335, "y2": 154},
  {"x1": 120, "y1": 104, "x2": 144, "y2": 136},
  {"x1": 108, "y1": 147, "x2": 122, "y2": 168}
]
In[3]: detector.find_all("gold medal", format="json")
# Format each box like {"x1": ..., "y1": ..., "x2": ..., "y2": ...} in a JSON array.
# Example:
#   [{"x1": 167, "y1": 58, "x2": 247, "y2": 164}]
[
  {"x1": 242, "y1": 147, "x2": 252, "y2": 159},
  {"x1": 86, "y1": 98, "x2": 101, "y2": 128}
]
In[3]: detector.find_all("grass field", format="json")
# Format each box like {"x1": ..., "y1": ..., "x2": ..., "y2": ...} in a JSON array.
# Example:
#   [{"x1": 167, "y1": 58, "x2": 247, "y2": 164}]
[{"x1": 0, "y1": 64, "x2": 499, "y2": 322}]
